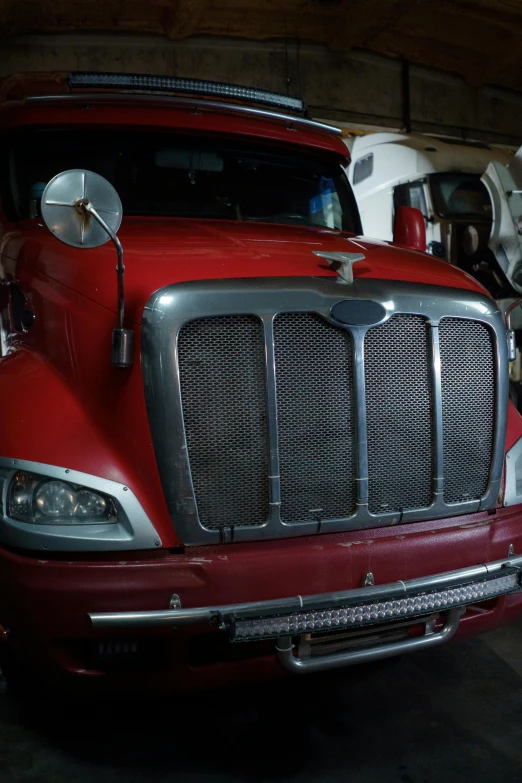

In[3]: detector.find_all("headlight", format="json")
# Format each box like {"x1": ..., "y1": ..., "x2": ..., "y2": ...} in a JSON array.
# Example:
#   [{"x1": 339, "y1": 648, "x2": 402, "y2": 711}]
[{"x1": 8, "y1": 471, "x2": 117, "y2": 525}]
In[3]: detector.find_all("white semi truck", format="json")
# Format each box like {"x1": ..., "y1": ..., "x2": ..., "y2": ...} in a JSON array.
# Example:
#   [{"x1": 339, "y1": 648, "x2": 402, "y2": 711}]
[{"x1": 346, "y1": 132, "x2": 517, "y2": 299}]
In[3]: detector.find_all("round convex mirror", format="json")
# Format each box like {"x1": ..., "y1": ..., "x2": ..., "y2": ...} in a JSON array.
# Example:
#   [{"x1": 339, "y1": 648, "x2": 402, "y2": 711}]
[{"x1": 41, "y1": 169, "x2": 123, "y2": 249}]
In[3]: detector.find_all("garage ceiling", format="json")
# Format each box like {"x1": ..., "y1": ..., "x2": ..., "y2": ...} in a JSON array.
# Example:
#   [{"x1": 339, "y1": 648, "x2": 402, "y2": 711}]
[{"x1": 0, "y1": 0, "x2": 521, "y2": 93}]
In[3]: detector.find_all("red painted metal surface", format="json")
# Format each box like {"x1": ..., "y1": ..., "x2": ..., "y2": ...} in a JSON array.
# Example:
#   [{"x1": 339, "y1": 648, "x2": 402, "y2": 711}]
[
  {"x1": 0, "y1": 90, "x2": 521, "y2": 690},
  {"x1": 0, "y1": 346, "x2": 178, "y2": 547},
  {"x1": 1, "y1": 504, "x2": 521, "y2": 692},
  {"x1": 0, "y1": 100, "x2": 350, "y2": 161},
  {"x1": 3, "y1": 219, "x2": 489, "y2": 326}
]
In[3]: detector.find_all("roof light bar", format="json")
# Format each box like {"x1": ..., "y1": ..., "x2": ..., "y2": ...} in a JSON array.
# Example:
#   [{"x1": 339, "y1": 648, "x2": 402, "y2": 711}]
[
  {"x1": 68, "y1": 73, "x2": 305, "y2": 114},
  {"x1": 232, "y1": 570, "x2": 520, "y2": 641}
]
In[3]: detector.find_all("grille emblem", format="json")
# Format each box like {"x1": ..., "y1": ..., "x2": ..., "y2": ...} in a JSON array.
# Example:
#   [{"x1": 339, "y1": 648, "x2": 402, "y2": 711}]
[
  {"x1": 331, "y1": 299, "x2": 386, "y2": 326},
  {"x1": 313, "y1": 250, "x2": 365, "y2": 284}
]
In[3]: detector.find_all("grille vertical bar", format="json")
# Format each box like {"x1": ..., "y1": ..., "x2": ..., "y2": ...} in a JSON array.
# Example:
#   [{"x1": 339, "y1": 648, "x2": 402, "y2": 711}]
[
  {"x1": 365, "y1": 315, "x2": 433, "y2": 514},
  {"x1": 351, "y1": 330, "x2": 369, "y2": 510},
  {"x1": 439, "y1": 318, "x2": 495, "y2": 503},
  {"x1": 429, "y1": 324, "x2": 445, "y2": 506},
  {"x1": 273, "y1": 313, "x2": 356, "y2": 523},
  {"x1": 262, "y1": 316, "x2": 282, "y2": 514},
  {"x1": 177, "y1": 316, "x2": 269, "y2": 528}
]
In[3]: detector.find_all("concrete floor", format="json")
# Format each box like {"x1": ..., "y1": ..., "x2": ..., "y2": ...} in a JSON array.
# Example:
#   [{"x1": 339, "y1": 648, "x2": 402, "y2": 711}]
[{"x1": 1, "y1": 620, "x2": 522, "y2": 783}]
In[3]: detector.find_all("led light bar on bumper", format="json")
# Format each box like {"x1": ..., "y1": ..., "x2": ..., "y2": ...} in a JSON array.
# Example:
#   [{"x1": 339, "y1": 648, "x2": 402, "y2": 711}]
[
  {"x1": 88, "y1": 561, "x2": 522, "y2": 672},
  {"x1": 68, "y1": 72, "x2": 305, "y2": 113},
  {"x1": 232, "y1": 570, "x2": 520, "y2": 641},
  {"x1": 89, "y1": 559, "x2": 522, "y2": 633}
]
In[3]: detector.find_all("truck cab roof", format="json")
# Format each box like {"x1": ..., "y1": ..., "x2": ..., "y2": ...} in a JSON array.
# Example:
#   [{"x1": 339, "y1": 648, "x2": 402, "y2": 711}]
[
  {"x1": 0, "y1": 71, "x2": 349, "y2": 163},
  {"x1": 348, "y1": 132, "x2": 511, "y2": 184}
]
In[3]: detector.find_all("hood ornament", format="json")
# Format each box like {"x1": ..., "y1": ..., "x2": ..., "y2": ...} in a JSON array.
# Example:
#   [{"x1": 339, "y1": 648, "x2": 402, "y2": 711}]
[{"x1": 313, "y1": 250, "x2": 365, "y2": 284}]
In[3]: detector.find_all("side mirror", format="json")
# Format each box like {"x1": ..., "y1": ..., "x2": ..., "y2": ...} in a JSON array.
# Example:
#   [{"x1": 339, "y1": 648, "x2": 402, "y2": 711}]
[
  {"x1": 393, "y1": 206, "x2": 427, "y2": 252},
  {"x1": 41, "y1": 170, "x2": 133, "y2": 368}
]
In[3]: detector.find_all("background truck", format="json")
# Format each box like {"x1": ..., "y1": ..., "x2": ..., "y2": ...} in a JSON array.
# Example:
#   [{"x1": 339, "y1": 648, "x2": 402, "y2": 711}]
[
  {"x1": 347, "y1": 132, "x2": 514, "y2": 299},
  {"x1": 0, "y1": 72, "x2": 522, "y2": 694}
]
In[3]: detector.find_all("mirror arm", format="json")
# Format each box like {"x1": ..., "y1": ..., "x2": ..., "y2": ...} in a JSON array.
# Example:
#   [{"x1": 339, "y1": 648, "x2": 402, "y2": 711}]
[
  {"x1": 504, "y1": 298, "x2": 522, "y2": 363},
  {"x1": 83, "y1": 202, "x2": 134, "y2": 368},
  {"x1": 504, "y1": 298, "x2": 522, "y2": 329},
  {"x1": 84, "y1": 203, "x2": 125, "y2": 329}
]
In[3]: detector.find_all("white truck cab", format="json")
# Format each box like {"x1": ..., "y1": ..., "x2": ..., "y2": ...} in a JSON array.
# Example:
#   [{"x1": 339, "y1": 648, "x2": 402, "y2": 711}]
[
  {"x1": 347, "y1": 133, "x2": 513, "y2": 298},
  {"x1": 482, "y1": 147, "x2": 522, "y2": 294}
]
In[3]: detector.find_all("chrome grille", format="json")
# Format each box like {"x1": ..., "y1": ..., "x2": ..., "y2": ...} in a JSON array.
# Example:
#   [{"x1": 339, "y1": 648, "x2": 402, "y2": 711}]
[
  {"x1": 273, "y1": 313, "x2": 356, "y2": 523},
  {"x1": 439, "y1": 318, "x2": 495, "y2": 503},
  {"x1": 177, "y1": 316, "x2": 269, "y2": 528},
  {"x1": 365, "y1": 315, "x2": 433, "y2": 514},
  {"x1": 143, "y1": 278, "x2": 505, "y2": 545}
]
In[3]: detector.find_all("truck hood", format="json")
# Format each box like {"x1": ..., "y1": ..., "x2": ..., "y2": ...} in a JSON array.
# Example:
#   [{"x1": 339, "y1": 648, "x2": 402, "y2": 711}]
[
  {"x1": 482, "y1": 148, "x2": 522, "y2": 295},
  {"x1": 11, "y1": 218, "x2": 489, "y2": 323}
]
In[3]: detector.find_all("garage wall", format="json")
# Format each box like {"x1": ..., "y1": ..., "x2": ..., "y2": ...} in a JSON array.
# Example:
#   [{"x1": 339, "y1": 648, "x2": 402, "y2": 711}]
[{"x1": 1, "y1": 34, "x2": 522, "y2": 145}]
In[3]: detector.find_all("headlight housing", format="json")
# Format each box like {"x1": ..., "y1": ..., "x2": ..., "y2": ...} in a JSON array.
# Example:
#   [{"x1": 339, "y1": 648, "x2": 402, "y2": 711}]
[{"x1": 8, "y1": 471, "x2": 117, "y2": 525}]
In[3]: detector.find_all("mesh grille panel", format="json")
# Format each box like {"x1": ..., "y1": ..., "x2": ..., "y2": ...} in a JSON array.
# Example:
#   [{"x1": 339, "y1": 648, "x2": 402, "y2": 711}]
[
  {"x1": 365, "y1": 315, "x2": 433, "y2": 514},
  {"x1": 439, "y1": 318, "x2": 495, "y2": 503},
  {"x1": 178, "y1": 316, "x2": 269, "y2": 528},
  {"x1": 274, "y1": 313, "x2": 356, "y2": 523}
]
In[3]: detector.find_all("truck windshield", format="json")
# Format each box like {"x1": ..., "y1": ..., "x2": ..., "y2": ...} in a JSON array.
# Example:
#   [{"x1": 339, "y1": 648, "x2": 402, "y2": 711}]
[
  {"x1": 8, "y1": 129, "x2": 360, "y2": 232},
  {"x1": 429, "y1": 173, "x2": 492, "y2": 220}
]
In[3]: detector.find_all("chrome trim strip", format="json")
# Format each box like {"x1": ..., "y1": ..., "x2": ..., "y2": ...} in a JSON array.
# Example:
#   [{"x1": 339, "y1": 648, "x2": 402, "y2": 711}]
[
  {"x1": 142, "y1": 277, "x2": 507, "y2": 546},
  {"x1": 262, "y1": 316, "x2": 282, "y2": 519},
  {"x1": 480, "y1": 316, "x2": 508, "y2": 510},
  {"x1": 429, "y1": 323, "x2": 445, "y2": 504},
  {"x1": 88, "y1": 554, "x2": 522, "y2": 629},
  {"x1": 0, "y1": 306, "x2": 7, "y2": 358},
  {"x1": 351, "y1": 329, "x2": 369, "y2": 510},
  {"x1": 26, "y1": 94, "x2": 343, "y2": 137},
  {"x1": 0, "y1": 457, "x2": 161, "y2": 551},
  {"x1": 276, "y1": 608, "x2": 461, "y2": 673}
]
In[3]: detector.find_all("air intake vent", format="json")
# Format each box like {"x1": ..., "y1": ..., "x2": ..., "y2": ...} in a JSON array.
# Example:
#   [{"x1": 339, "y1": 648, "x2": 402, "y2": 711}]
[
  {"x1": 178, "y1": 316, "x2": 269, "y2": 528},
  {"x1": 439, "y1": 318, "x2": 495, "y2": 503},
  {"x1": 365, "y1": 315, "x2": 433, "y2": 514},
  {"x1": 274, "y1": 313, "x2": 356, "y2": 523}
]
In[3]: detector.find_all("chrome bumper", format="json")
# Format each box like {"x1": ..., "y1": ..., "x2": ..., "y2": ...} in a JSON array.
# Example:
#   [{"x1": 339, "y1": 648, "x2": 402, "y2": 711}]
[
  {"x1": 89, "y1": 555, "x2": 522, "y2": 672},
  {"x1": 275, "y1": 608, "x2": 462, "y2": 673}
]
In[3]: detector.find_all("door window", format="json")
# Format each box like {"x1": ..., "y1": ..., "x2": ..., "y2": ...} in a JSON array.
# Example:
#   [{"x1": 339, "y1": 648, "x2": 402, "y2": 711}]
[{"x1": 393, "y1": 181, "x2": 428, "y2": 219}]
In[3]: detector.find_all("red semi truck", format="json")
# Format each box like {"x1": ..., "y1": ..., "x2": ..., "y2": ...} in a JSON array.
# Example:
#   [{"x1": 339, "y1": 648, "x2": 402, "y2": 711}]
[{"x1": 0, "y1": 71, "x2": 522, "y2": 693}]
